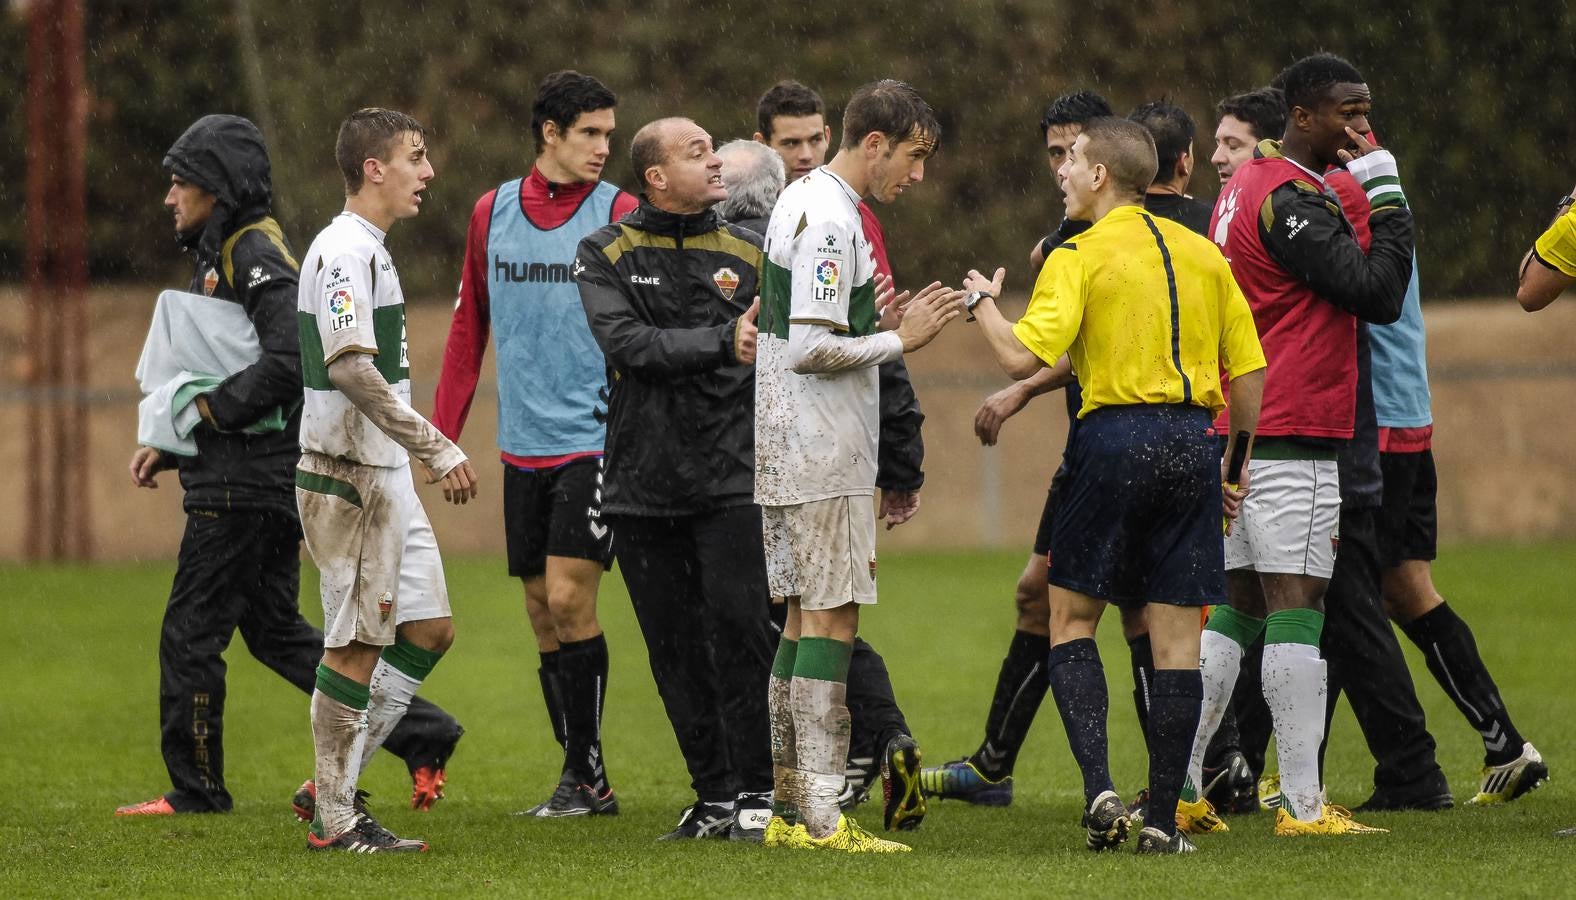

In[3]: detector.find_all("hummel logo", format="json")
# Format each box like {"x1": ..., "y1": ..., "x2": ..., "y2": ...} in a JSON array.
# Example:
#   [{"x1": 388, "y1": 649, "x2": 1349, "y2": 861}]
[{"x1": 571, "y1": 259, "x2": 586, "y2": 278}]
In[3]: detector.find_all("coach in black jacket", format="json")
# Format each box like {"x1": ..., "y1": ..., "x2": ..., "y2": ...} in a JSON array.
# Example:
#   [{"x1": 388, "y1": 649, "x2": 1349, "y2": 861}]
[
  {"x1": 576, "y1": 117, "x2": 777, "y2": 840},
  {"x1": 117, "y1": 115, "x2": 461, "y2": 817}
]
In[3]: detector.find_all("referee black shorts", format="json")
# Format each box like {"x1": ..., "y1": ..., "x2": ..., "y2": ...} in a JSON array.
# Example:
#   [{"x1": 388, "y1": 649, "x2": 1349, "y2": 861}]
[
  {"x1": 1048, "y1": 404, "x2": 1223, "y2": 608},
  {"x1": 1377, "y1": 448, "x2": 1439, "y2": 567},
  {"x1": 503, "y1": 457, "x2": 614, "y2": 578},
  {"x1": 1031, "y1": 461, "x2": 1071, "y2": 559}
]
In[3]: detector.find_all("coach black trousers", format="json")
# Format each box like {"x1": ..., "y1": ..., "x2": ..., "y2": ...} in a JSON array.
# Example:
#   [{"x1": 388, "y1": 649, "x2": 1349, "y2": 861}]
[
  {"x1": 158, "y1": 510, "x2": 462, "y2": 812},
  {"x1": 609, "y1": 506, "x2": 776, "y2": 803}
]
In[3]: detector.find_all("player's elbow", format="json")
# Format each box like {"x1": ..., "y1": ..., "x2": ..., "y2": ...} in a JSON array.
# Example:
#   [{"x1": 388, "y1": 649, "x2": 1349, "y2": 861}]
[{"x1": 1516, "y1": 285, "x2": 1557, "y2": 312}]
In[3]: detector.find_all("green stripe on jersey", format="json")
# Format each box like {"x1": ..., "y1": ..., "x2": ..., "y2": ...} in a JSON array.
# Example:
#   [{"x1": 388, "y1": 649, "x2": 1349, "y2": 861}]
[
  {"x1": 846, "y1": 280, "x2": 877, "y2": 337},
  {"x1": 298, "y1": 311, "x2": 332, "y2": 390},
  {"x1": 294, "y1": 469, "x2": 363, "y2": 508},
  {"x1": 372, "y1": 304, "x2": 409, "y2": 385},
  {"x1": 761, "y1": 259, "x2": 792, "y2": 340}
]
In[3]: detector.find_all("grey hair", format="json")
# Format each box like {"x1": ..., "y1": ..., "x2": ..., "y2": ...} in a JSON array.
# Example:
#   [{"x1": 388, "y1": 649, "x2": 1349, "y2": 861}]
[{"x1": 716, "y1": 139, "x2": 785, "y2": 221}]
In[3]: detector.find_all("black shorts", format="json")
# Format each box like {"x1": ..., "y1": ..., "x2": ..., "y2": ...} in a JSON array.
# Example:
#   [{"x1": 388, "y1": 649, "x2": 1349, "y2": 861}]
[
  {"x1": 1047, "y1": 405, "x2": 1223, "y2": 608},
  {"x1": 503, "y1": 457, "x2": 614, "y2": 578},
  {"x1": 1032, "y1": 462, "x2": 1071, "y2": 558},
  {"x1": 1376, "y1": 449, "x2": 1438, "y2": 566}
]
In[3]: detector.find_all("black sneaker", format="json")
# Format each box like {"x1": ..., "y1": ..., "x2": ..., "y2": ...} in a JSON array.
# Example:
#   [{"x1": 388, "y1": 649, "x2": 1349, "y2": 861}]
[
  {"x1": 306, "y1": 812, "x2": 427, "y2": 853},
  {"x1": 657, "y1": 801, "x2": 735, "y2": 840},
  {"x1": 1135, "y1": 825, "x2": 1197, "y2": 854},
  {"x1": 881, "y1": 734, "x2": 927, "y2": 831},
  {"x1": 291, "y1": 780, "x2": 369, "y2": 823},
  {"x1": 1083, "y1": 790, "x2": 1131, "y2": 851},
  {"x1": 1202, "y1": 751, "x2": 1259, "y2": 815},
  {"x1": 518, "y1": 776, "x2": 620, "y2": 818},
  {"x1": 729, "y1": 792, "x2": 772, "y2": 841},
  {"x1": 1354, "y1": 770, "x2": 1454, "y2": 813}
]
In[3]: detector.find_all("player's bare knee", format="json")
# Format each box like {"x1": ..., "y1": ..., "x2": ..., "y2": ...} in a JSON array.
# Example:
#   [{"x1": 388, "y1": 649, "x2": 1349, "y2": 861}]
[
  {"x1": 1014, "y1": 573, "x2": 1051, "y2": 635},
  {"x1": 398, "y1": 617, "x2": 455, "y2": 654}
]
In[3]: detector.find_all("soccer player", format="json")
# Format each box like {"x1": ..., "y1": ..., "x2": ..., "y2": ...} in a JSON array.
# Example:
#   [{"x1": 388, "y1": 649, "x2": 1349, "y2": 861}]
[
  {"x1": 1517, "y1": 182, "x2": 1576, "y2": 310},
  {"x1": 575, "y1": 116, "x2": 776, "y2": 842},
  {"x1": 1130, "y1": 101, "x2": 1211, "y2": 232},
  {"x1": 119, "y1": 114, "x2": 463, "y2": 819},
  {"x1": 432, "y1": 70, "x2": 637, "y2": 818},
  {"x1": 963, "y1": 116, "x2": 1266, "y2": 854},
  {"x1": 756, "y1": 79, "x2": 961, "y2": 853},
  {"x1": 1210, "y1": 88, "x2": 1287, "y2": 185},
  {"x1": 1185, "y1": 53, "x2": 1415, "y2": 836},
  {"x1": 295, "y1": 108, "x2": 478, "y2": 853},
  {"x1": 751, "y1": 81, "x2": 930, "y2": 832}
]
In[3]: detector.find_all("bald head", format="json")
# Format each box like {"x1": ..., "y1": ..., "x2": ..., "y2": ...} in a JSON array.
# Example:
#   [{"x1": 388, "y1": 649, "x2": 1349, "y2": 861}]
[
  {"x1": 630, "y1": 116, "x2": 692, "y2": 192},
  {"x1": 1080, "y1": 116, "x2": 1158, "y2": 201}
]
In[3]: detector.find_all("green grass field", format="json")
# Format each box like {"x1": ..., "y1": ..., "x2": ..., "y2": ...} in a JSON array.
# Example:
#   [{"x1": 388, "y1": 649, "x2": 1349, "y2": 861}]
[{"x1": 3, "y1": 544, "x2": 1572, "y2": 897}]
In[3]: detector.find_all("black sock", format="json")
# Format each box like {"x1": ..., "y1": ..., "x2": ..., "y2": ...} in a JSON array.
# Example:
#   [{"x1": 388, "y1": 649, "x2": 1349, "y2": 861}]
[
  {"x1": 1127, "y1": 634, "x2": 1154, "y2": 746},
  {"x1": 1400, "y1": 603, "x2": 1524, "y2": 765},
  {"x1": 1048, "y1": 638, "x2": 1113, "y2": 805},
  {"x1": 538, "y1": 650, "x2": 566, "y2": 750},
  {"x1": 970, "y1": 629, "x2": 1050, "y2": 780},
  {"x1": 1146, "y1": 669, "x2": 1202, "y2": 837},
  {"x1": 557, "y1": 635, "x2": 610, "y2": 790}
]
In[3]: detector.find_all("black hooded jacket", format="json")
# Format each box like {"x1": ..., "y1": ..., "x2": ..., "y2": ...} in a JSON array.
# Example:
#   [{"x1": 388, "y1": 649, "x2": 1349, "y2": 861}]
[{"x1": 162, "y1": 115, "x2": 302, "y2": 514}]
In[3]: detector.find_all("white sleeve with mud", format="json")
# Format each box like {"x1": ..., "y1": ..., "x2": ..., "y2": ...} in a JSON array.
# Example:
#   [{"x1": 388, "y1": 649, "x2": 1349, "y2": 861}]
[
  {"x1": 787, "y1": 322, "x2": 902, "y2": 374},
  {"x1": 327, "y1": 353, "x2": 466, "y2": 476}
]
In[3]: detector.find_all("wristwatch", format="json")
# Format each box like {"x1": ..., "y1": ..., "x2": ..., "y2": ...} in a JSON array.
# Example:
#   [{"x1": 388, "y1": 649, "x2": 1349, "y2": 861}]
[
  {"x1": 1557, "y1": 194, "x2": 1575, "y2": 216},
  {"x1": 963, "y1": 290, "x2": 993, "y2": 322}
]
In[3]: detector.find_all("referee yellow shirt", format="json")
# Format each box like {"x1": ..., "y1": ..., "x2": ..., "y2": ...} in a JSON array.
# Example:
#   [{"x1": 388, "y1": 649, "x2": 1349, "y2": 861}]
[
  {"x1": 1534, "y1": 207, "x2": 1576, "y2": 277},
  {"x1": 1012, "y1": 205, "x2": 1266, "y2": 418}
]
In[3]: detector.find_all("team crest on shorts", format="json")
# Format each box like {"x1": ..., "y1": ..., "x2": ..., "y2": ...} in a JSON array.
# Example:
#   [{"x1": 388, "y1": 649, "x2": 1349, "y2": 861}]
[
  {"x1": 712, "y1": 267, "x2": 740, "y2": 301},
  {"x1": 377, "y1": 591, "x2": 393, "y2": 622},
  {"x1": 868, "y1": 555, "x2": 878, "y2": 582},
  {"x1": 202, "y1": 267, "x2": 219, "y2": 296}
]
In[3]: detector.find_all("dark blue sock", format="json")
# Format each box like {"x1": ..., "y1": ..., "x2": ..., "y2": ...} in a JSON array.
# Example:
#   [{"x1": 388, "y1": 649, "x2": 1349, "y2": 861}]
[
  {"x1": 1146, "y1": 668, "x2": 1203, "y2": 837},
  {"x1": 1048, "y1": 638, "x2": 1113, "y2": 805}
]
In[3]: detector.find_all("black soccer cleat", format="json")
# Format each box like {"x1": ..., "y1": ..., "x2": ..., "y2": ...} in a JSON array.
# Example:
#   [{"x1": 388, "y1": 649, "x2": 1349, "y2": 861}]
[
  {"x1": 306, "y1": 813, "x2": 428, "y2": 853},
  {"x1": 657, "y1": 801, "x2": 736, "y2": 840},
  {"x1": 729, "y1": 792, "x2": 772, "y2": 842},
  {"x1": 519, "y1": 777, "x2": 620, "y2": 818},
  {"x1": 881, "y1": 734, "x2": 927, "y2": 831},
  {"x1": 1135, "y1": 825, "x2": 1198, "y2": 854},
  {"x1": 1202, "y1": 751, "x2": 1259, "y2": 815},
  {"x1": 1083, "y1": 790, "x2": 1131, "y2": 851}
]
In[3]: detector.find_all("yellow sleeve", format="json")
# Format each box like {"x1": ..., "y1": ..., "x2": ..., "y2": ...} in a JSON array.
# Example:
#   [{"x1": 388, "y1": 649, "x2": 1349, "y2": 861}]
[
  {"x1": 1011, "y1": 246, "x2": 1086, "y2": 366},
  {"x1": 1533, "y1": 208, "x2": 1576, "y2": 277},
  {"x1": 1219, "y1": 271, "x2": 1266, "y2": 379}
]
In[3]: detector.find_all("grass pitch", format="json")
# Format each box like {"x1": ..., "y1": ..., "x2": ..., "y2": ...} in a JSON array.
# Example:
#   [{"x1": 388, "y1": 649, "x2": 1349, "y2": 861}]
[{"x1": 3, "y1": 543, "x2": 1572, "y2": 897}]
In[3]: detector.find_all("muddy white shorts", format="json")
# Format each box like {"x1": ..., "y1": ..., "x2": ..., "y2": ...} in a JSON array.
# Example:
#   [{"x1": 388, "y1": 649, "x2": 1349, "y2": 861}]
[
  {"x1": 296, "y1": 451, "x2": 451, "y2": 647},
  {"x1": 762, "y1": 494, "x2": 878, "y2": 611},
  {"x1": 1223, "y1": 458, "x2": 1341, "y2": 578}
]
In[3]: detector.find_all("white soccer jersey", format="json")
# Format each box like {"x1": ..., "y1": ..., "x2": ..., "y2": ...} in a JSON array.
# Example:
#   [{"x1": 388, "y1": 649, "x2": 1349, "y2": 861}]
[
  {"x1": 755, "y1": 168, "x2": 897, "y2": 506},
  {"x1": 297, "y1": 212, "x2": 412, "y2": 468}
]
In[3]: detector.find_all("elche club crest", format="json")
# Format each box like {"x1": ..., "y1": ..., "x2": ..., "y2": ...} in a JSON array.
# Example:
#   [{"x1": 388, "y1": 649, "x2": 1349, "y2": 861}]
[
  {"x1": 202, "y1": 267, "x2": 219, "y2": 296},
  {"x1": 712, "y1": 267, "x2": 740, "y2": 301}
]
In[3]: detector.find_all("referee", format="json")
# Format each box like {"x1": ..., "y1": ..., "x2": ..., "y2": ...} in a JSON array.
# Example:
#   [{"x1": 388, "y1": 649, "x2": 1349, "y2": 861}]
[{"x1": 964, "y1": 116, "x2": 1266, "y2": 855}]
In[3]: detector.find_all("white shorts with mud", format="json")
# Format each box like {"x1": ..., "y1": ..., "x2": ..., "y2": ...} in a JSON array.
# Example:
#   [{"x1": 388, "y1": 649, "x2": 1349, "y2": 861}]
[
  {"x1": 762, "y1": 494, "x2": 877, "y2": 611},
  {"x1": 296, "y1": 451, "x2": 451, "y2": 647}
]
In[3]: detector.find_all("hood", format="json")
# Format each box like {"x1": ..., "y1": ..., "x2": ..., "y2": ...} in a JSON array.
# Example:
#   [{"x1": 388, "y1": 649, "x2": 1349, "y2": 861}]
[{"x1": 163, "y1": 114, "x2": 273, "y2": 263}]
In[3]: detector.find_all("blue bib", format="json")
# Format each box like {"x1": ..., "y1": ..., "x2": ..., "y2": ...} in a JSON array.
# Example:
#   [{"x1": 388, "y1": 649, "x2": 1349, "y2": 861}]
[
  {"x1": 1369, "y1": 260, "x2": 1432, "y2": 429},
  {"x1": 487, "y1": 179, "x2": 618, "y2": 456}
]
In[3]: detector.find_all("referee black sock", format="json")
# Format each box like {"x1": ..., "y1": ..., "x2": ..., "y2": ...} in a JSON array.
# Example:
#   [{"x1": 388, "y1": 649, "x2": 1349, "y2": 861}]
[
  {"x1": 558, "y1": 635, "x2": 611, "y2": 791},
  {"x1": 1400, "y1": 603, "x2": 1525, "y2": 766},
  {"x1": 1127, "y1": 634, "x2": 1154, "y2": 747},
  {"x1": 970, "y1": 629, "x2": 1050, "y2": 781},
  {"x1": 538, "y1": 650, "x2": 567, "y2": 752},
  {"x1": 1145, "y1": 669, "x2": 1202, "y2": 839},
  {"x1": 1048, "y1": 638, "x2": 1114, "y2": 805}
]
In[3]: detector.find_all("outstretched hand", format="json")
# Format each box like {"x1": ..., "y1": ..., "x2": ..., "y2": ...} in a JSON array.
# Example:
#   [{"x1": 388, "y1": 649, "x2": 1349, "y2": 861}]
[
  {"x1": 875, "y1": 273, "x2": 912, "y2": 331},
  {"x1": 894, "y1": 281, "x2": 964, "y2": 352},
  {"x1": 963, "y1": 266, "x2": 1007, "y2": 300}
]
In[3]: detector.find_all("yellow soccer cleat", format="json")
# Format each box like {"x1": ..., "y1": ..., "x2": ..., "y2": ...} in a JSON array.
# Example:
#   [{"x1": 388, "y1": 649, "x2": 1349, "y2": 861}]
[
  {"x1": 1175, "y1": 797, "x2": 1229, "y2": 834},
  {"x1": 1258, "y1": 773, "x2": 1282, "y2": 812},
  {"x1": 1468, "y1": 743, "x2": 1549, "y2": 806},
  {"x1": 763, "y1": 816, "x2": 813, "y2": 849},
  {"x1": 803, "y1": 815, "x2": 911, "y2": 853},
  {"x1": 1273, "y1": 805, "x2": 1389, "y2": 836}
]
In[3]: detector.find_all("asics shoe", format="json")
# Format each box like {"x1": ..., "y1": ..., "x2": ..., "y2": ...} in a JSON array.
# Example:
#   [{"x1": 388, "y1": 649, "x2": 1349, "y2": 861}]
[
  {"x1": 1469, "y1": 743, "x2": 1548, "y2": 805},
  {"x1": 1258, "y1": 773, "x2": 1283, "y2": 812},
  {"x1": 1083, "y1": 790, "x2": 1131, "y2": 851},
  {"x1": 800, "y1": 815, "x2": 910, "y2": 853},
  {"x1": 729, "y1": 792, "x2": 772, "y2": 841},
  {"x1": 1135, "y1": 826, "x2": 1198, "y2": 854},
  {"x1": 1175, "y1": 796, "x2": 1229, "y2": 834},
  {"x1": 1202, "y1": 750, "x2": 1258, "y2": 815},
  {"x1": 881, "y1": 734, "x2": 927, "y2": 831},
  {"x1": 290, "y1": 781, "x2": 370, "y2": 823},
  {"x1": 656, "y1": 801, "x2": 735, "y2": 840},
  {"x1": 520, "y1": 777, "x2": 619, "y2": 818},
  {"x1": 115, "y1": 796, "x2": 177, "y2": 817},
  {"x1": 306, "y1": 812, "x2": 427, "y2": 853},
  {"x1": 1273, "y1": 805, "x2": 1388, "y2": 836},
  {"x1": 917, "y1": 758, "x2": 1013, "y2": 806}
]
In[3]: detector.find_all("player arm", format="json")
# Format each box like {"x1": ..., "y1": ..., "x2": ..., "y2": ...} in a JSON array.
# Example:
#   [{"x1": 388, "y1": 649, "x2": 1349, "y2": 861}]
[
  {"x1": 431, "y1": 194, "x2": 495, "y2": 439},
  {"x1": 786, "y1": 218, "x2": 904, "y2": 373},
  {"x1": 876, "y1": 358, "x2": 925, "y2": 492},
  {"x1": 1260, "y1": 180, "x2": 1413, "y2": 326},
  {"x1": 1517, "y1": 205, "x2": 1576, "y2": 311},
  {"x1": 198, "y1": 235, "x2": 302, "y2": 430},
  {"x1": 328, "y1": 353, "x2": 466, "y2": 477},
  {"x1": 575, "y1": 239, "x2": 737, "y2": 376},
  {"x1": 968, "y1": 249, "x2": 1083, "y2": 380}
]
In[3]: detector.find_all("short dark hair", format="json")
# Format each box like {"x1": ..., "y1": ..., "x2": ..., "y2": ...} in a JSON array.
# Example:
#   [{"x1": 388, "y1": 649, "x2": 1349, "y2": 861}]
[
  {"x1": 335, "y1": 107, "x2": 425, "y2": 195},
  {"x1": 756, "y1": 80, "x2": 825, "y2": 140},
  {"x1": 1040, "y1": 90, "x2": 1113, "y2": 137},
  {"x1": 840, "y1": 79, "x2": 941, "y2": 151},
  {"x1": 1217, "y1": 87, "x2": 1287, "y2": 142},
  {"x1": 1080, "y1": 116, "x2": 1157, "y2": 199},
  {"x1": 532, "y1": 70, "x2": 617, "y2": 154},
  {"x1": 629, "y1": 117, "x2": 688, "y2": 192},
  {"x1": 1273, "y1": 53, "x2": 1365, "y2": 112},
  {"x1": 1128, "y1": 101, "x2": 1195, "y2": 180}
]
